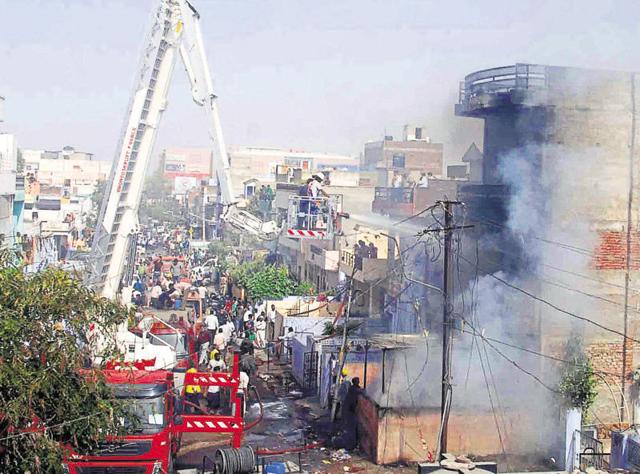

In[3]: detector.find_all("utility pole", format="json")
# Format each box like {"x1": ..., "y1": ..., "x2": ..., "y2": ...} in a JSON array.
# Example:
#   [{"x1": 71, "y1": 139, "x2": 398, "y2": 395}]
[
  {"x1": 202, "y1": 184, "x2": 207, "y2": 241},
  {"x1": 330, "y1": 272, "x2": 356, "y2": 422},
  {"x1": 437, "y1": 200, "x2": 460, "y2": 459}
]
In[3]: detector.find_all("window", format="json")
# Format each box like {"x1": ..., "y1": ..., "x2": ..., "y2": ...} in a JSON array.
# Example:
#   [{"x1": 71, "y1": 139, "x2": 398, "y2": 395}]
[
  {"x1": 415, "y1": 127, "x2": 423, "y2": 139},
  {"x1": 392, "y1": 154, "x2": 405, "y2": 168}
]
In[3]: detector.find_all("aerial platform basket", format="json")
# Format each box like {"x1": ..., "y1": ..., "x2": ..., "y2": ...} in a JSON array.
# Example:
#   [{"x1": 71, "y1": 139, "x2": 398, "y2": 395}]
[{"x1": 286, "y1": 195, "x2": 342, "y2": 239}]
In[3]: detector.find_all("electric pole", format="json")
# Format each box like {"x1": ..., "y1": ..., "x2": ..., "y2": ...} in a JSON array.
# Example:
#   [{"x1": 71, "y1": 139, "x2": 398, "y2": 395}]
[
  {"x1": 436, "y1": 200, "x2": 462, "y2": 459},
  {"x1": 330, "y1": 270, "x2": 356, "y2": 422}
]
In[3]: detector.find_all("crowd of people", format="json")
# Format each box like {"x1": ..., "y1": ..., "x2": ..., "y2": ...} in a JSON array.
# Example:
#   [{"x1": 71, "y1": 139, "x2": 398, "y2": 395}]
[{"x1": 128, "y1": 224, "x2": 299, "y2": 418}]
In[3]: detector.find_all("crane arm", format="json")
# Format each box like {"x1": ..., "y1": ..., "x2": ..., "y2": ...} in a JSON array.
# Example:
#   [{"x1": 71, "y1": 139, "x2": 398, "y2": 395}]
[
  {"x1": 88, "y1": 1, "x2": 183, "y2": 299},
  {"x1": 177, "y1": 0, "x2": 235, "y2": 205},
  {"x1": 176, "y1": 0, "x2": 278, "y2": 239},
  {"x1": 89, "y1": 0, "x2": 279, "y2": 298}
]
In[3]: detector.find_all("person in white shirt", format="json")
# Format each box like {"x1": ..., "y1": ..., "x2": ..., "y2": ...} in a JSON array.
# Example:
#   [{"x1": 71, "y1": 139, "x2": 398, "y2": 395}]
[
  {"x1": 309, "y1": 175, "x2": 328, "y2": 198},
  {"x1": 213, "y1": 327, "x2": 226, "y2": 352},
  {"x1": 205, "y1": 310, "x2": 219, "y2": 343},
  {"x1": 222, "y1": 320, "x2": 235, "y2": 343},
  {"x1": 237, "y1": 370, "x2": 250, "y2": 416},
  {"x1": 150, "y1": 284, "x2": 162, "y2": 309},
  {"x1": 255, "y1": 316, "x2": 266, "y2": 348},
  {"x1": 266, "y1": 304, "x2": 277, "y2": 341},
  {"x1": 198, "y1": 285, "x2": 207, "y2": 300},
  {"x1": 243, "y1": 308, "x2": 252, "y2": 323},
  {"x1": 206, "y1": 365, "x2": 223, "y2": 410},
  {"x1": 208, "y1": 351, "x2": 227, "y2": 372},
  {"x1": 417, "y1": 172, "x2": 429, "y2": 188}
]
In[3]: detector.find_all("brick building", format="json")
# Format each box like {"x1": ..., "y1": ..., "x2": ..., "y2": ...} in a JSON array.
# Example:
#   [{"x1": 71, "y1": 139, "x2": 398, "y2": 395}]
[
  {"x1": 456, "y1": 63, "x2": 640, "y2": 424},
  {"x1": 362, "y1": 125, "x2": 444, "y2": 185}
]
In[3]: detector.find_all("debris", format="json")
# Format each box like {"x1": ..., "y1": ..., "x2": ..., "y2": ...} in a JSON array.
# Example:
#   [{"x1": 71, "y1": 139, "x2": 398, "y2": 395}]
[
  {"x1": 331, "y1": 449, "x2": 351, "y2": 461},
  {"x1": 322, "y1": 460, "x2": 332, "y2": 465},
  {"x1": 343, "y1": 466, "x2": 350, "y2": 472}
]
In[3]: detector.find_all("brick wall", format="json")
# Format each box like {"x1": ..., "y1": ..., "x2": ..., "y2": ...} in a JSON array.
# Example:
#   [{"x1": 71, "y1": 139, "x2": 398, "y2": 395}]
[
  {"x1": 356, "y1": 393, "x2": 542, "y2": 465},
  {"x1": 594, "y1": 230, "x2": 640, "y2": 270},
  {"x1": 586, "y1": 340, "x2": 634, "y2": 385}
]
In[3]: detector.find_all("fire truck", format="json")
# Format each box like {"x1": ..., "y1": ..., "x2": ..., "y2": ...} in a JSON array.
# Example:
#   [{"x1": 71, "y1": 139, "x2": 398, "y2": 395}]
[{"x1": 64, "y1": 355, "x2": 247, "y2": 474}]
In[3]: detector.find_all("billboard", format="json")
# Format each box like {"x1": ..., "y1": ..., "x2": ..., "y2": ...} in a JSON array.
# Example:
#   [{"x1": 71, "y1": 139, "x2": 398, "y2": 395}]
[
  {"x1": 163, "y1": 147, "x2": 211, "y2": 179},
  {"x1": 173, "y1": 176, "x2": 198, "y2": 195}
]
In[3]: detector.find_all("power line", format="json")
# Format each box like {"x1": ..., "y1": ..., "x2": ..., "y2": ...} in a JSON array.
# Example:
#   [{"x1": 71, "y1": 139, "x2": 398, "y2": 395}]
[
  {"x1": 470, "y1": 219, "x2": 597, "y2": 258},
  {"x1": 460, "y1": 327, "x2": 621, "y2": 378},
  {"x1": 457, "y1": 253, "x2": 640, "y2": 345},
  {"x1": 475, "y1": 250, "x2": 640, "y2": 314},
  {"x1": 478, "y1": 240, "x2": 640, "y2": 295}
]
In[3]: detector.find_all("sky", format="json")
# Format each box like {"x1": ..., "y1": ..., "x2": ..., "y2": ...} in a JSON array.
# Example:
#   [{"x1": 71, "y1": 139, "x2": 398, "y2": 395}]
[{"x1": 2, "y1": 0, "x2": 640, "y2": 165}]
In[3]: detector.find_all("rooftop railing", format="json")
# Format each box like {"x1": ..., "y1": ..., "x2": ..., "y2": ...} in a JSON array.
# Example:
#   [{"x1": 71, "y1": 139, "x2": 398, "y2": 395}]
[{"x1": 458, "y1": 63, "x2": 547, "y2": 104}]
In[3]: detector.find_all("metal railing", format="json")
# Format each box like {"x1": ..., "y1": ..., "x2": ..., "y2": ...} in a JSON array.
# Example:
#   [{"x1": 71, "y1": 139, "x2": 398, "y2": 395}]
[
  {"x1": 576, "y1": 429, "x2": 610, "y2": 472},
  {"x1": 373, "y1": 186, "x2": 414, "y2": 204},
  {"x1": 459, "y1": 63, "x2": 547, "y2": 104},
  {"x1": 286, "y1": 195, "x2": 339, "y2": 237}
]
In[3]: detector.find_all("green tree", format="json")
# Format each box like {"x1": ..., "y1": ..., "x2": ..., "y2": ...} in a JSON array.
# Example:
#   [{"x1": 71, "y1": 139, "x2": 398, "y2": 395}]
[
  {"x1": 0, "y1": 252, "x2": 131, "y2": 473},
  {"x1": 558, "y1": 337, "x2": 598, "y2": 411},
  {"x1": 245, "y1": 265, "x2": 295, "y2": 300}
]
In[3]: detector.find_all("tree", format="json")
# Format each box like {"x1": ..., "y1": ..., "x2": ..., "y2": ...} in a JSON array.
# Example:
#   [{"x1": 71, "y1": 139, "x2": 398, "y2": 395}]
[
  {"x1": 229, "y1": 259, "x2": 315, "y2": 300},
  {"x1": 558, "y1": 337, "x2": 598, "y2": 411},
  {"x1": 0, "y1": 251, "x2": 131, "y2": 473}
]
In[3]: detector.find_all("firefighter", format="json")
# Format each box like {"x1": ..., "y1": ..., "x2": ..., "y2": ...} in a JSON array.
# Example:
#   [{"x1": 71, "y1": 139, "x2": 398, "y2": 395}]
[{"x1": 185, "y1": 363, "x2": 201, "y2": 413}]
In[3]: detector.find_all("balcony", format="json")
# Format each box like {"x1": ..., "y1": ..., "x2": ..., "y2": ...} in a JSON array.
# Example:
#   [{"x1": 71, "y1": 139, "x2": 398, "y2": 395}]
[
  {"x1": 339, "y1": 249, "x2": 388, "y2": 282},
  {"x1": 455, "y1": 63, "x2": 548, "y2": 117}
]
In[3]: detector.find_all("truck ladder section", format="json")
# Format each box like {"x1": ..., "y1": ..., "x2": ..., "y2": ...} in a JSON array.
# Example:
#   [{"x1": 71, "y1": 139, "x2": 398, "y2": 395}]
[
  {"x1": 176, "y1": 352, "x2": 244, "y2": 448},
  {"x1": 88, "y1": 0, "x2": 280, "y2": 300},
  {"x1": 88, "y1": 0, "x2": 182, "y2": 299}
]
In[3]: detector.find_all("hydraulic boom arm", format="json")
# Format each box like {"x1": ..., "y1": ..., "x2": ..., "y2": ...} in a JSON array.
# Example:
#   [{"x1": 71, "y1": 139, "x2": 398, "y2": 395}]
[{"x1": 88, "y1": 0, "x2": 277, "y2": 298}]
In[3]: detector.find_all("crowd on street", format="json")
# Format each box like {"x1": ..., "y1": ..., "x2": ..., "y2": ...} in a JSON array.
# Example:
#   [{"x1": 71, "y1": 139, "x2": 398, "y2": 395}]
[{"x1": 127, "y1": 224, "x2": 298, "y2": 418}]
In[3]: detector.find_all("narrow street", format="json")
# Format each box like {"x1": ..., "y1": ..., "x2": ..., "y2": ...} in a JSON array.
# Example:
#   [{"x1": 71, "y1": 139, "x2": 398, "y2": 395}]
[{"x1": 177, "y1": 352, "x2": 415, "y2": 473}]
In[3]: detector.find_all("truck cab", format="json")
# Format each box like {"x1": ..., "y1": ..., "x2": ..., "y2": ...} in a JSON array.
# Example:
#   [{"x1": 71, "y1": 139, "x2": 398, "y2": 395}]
[
  {"x1": 65, "y1": 370, "x2": 180, "y2": 474},
  {"x1": 147, "y1": 321, "x2": 197, "y2": 372},
  {"x1": 130, "y1": 319, "x2": 198, "y2": 373}
]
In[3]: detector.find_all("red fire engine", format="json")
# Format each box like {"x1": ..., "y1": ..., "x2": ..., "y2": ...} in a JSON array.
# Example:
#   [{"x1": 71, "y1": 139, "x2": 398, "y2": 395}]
[{"x1": 64, "y1": 354, "x2": 245, "y2": 474}]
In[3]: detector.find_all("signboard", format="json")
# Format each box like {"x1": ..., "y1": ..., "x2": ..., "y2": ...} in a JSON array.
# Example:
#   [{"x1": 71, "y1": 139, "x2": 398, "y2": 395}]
[
  {"x1": 163, "y1": 148, "x2": 211, "y2": 179},
  {"x1": 173, "y1": 176, "x2": 198, "y2": 195}
]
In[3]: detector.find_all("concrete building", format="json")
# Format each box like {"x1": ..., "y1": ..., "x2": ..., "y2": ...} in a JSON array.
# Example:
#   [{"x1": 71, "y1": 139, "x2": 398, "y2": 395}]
[
  {"x1": 0, "y1": 95, "x2": 21, "y2": 243},
  {"x1": 228, "y1": 146, "x2": 357, "y2": 194},
  {"x1": 455, "y1": 63, "x2": 640, "y2": 425},
  {"x1": 361, "y1": 125, "x2": 444, "y2": 185},
  {"x1": 22, "y1": 147, "x2": 109, "y2": 196}
]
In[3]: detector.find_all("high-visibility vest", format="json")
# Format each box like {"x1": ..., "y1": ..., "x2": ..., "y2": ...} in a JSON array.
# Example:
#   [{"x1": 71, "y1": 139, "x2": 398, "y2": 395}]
[{"x1": 185, "y1": 368, "x2": 201, "y2": 394}]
